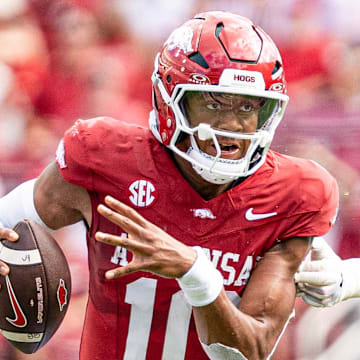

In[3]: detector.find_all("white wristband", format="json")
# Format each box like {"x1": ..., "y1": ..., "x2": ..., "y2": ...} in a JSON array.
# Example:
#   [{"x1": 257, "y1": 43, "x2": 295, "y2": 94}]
[{"x1": 177, "y1": 246, "x2": 223, "y2": 307}]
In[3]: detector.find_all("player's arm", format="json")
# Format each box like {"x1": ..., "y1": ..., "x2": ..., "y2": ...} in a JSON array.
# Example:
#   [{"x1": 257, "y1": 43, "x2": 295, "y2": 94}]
[
  {"x1": 192, "y1": 236, "x2": 310, "y2": 360},
  {"x1": 0, "y1": 161, "x2": 90, "y2": 275},
  {"x1": 295, "y1": 237, "x2": 360, "y2": 307},
  {"x1": 94, "y1": 196, "x2": 311, "y2": 360},
  {"x1": 34, "y1": 162, "x2": 91, "y2": 229}
]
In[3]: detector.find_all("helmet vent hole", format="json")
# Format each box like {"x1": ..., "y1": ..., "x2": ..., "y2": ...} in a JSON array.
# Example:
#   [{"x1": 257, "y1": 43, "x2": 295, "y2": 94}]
[
  {"x1": 215, "y1": 23, "x2": 224, "y2": 38},
  {"x1": 272, "y1": 61, "x2": 281, "y2": 75},
  {"x1": 166, "y1": 75, "x2": 172, "y2": 83},
  {"x1": 188, "y1": 52, "x2": 209, "y2": 69}
]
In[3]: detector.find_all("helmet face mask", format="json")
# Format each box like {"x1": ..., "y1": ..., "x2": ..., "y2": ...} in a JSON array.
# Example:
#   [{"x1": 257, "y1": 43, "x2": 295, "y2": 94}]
[{"x1": 150, "y1": 11, "x2": 289, "y2": 184}]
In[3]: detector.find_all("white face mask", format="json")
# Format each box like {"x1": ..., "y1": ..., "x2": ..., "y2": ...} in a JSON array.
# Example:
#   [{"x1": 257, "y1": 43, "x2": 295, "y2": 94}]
[{"x1": 185, "y1": 125, "x2": 265, "y2": 184}]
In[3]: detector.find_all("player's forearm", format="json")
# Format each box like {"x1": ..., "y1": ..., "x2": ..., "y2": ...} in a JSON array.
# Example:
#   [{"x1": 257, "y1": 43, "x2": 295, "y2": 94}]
[
  {"x1": 176, "y1": 247, "x2": 294, "y2": 359},
  {"x1": 192, "y1": 289, "x2": 276, "y2": 360},
  {"x1": 341, "y1": 258, "x2": 360, "y2": 300}
]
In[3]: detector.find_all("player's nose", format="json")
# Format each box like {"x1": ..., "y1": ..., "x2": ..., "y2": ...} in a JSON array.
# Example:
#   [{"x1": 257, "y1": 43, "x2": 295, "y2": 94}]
[{"x1": 214, "y1": 114, "x2": 245, "y2": 132}]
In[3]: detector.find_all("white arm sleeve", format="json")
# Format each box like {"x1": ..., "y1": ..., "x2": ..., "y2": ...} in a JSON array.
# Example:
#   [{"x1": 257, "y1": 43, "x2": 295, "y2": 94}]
[{"x1": 0, "y1": 179, "x2": 53, "y2": 232}]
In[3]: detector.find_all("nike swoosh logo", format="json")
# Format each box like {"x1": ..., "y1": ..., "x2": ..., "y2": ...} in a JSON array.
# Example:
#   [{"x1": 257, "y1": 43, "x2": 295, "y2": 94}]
[
  {"x1": 5, "y1": 276, "x2": 27, "y2": 328},
  {"x1": 245, "y1": 208, "x2": 277, "y2": 221}
]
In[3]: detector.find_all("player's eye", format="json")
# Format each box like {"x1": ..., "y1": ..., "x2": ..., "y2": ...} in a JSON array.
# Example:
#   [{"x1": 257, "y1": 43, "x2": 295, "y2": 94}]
[
  {"x1": 206, "y1": 102, "x2": 221, "y2": 110},
  {"x1": 239, "y1": 103, "x2": 255, "y2": 112}
]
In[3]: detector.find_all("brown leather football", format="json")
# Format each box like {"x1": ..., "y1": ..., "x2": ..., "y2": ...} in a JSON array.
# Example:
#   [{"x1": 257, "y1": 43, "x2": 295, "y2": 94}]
[{"x1": 0, "y1": 219, "x2": 71, "y2": 353}]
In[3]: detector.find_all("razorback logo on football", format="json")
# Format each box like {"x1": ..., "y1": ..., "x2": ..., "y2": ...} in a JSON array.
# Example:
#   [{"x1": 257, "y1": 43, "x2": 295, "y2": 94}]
[
  {"x1": 5, "y1": 276, "x2": 27, "y2": 328},
  {"x1": 128, "y1": 179, "x2": 158, "y2": 208},
  {"x1": 57, "y1": 279, "x2": 68, "y2": 312}
]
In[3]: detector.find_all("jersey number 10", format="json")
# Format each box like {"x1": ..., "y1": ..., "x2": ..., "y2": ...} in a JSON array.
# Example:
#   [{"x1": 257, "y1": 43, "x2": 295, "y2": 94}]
[{"x1": 123, "y1": 277, "x2": 240, "y2": 360}]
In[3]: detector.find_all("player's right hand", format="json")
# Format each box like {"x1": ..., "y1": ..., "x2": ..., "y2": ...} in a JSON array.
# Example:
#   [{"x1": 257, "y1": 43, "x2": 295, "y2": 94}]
[
  {"x1": 294, "y1": 237, "x2": 343, "y2": 307},
  {"x1": 0, "y1": 226, "x2": 19, "y2": 276}
]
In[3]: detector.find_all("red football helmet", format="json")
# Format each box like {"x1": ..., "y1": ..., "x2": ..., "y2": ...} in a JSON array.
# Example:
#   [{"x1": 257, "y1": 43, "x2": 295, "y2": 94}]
[{"x1": 150, "y1": 11, "x2": 289, "y2": 184}]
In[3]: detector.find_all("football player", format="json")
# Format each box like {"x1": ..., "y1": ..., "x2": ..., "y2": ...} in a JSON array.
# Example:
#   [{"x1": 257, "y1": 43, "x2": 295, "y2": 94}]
[{"x1": 0, "y1": 11, "x2": 339, "y2": 360}]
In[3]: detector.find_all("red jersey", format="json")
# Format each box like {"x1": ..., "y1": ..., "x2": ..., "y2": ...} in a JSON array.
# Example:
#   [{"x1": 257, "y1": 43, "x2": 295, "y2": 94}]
[{"x1": 56, "y1": 117, "x2": 338, "y2": 360}]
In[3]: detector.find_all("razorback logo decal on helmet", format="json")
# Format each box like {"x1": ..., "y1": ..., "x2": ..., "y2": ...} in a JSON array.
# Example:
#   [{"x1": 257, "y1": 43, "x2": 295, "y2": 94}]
[
  {"x1": 128, "y1": 179, "x2": 158, "y2": 208},
  {"x1": 57, "y1": 279, "x2": 68, "y2": 312}
]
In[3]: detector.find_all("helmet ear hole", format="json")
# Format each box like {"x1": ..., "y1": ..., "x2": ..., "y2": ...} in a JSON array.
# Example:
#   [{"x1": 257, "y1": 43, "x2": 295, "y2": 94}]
[{"x1": 166, "y1": 75, "x2": 172, "y2": 83}]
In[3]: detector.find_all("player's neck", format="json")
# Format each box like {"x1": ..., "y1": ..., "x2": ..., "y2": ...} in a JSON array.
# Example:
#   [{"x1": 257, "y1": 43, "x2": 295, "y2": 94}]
[{"x1": 172, "y1": 153, "x2": 232, "y2": 200}]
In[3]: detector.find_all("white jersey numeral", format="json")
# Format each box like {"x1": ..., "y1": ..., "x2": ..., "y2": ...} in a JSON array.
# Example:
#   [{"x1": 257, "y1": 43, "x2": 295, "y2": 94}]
[
  {"x1": 162, "y1": 291, "x2": 192, "y2": 360},
  {"x1": 124, "y1": 278, "x2": 157, "y2": 360},
  {"x1": 123, "y1": 277, "x2": 240, "y2": 359}
]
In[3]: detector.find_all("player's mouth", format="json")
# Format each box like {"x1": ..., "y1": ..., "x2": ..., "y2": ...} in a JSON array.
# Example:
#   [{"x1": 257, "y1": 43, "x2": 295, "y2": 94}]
[{"x1": 207, "y1": 140, "x2": 244, "y2": 159}]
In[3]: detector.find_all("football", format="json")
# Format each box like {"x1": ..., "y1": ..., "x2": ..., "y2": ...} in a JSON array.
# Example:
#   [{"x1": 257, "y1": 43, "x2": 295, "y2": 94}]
[{"x1": 0, "y1": 219, "x2": 71, "y2": 353}]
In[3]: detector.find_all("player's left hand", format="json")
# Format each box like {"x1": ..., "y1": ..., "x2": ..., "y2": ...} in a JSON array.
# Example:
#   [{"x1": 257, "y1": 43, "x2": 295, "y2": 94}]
[
  {"x1": 295, "y1": 237, "x2": 343, "y2": 307},
  {"x1": 95, "y1": 195, "x2": 197, "y2": 279}
]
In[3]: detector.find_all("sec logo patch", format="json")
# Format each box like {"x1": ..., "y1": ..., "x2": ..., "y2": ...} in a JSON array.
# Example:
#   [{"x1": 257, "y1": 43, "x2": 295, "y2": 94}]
[{"x1": 128, "y1": 179, "x2": 158, "y2": 208}]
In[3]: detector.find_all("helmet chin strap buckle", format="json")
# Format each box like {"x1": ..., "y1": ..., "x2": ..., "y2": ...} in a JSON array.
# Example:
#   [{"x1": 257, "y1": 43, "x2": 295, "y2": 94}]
[{"x1": 197, "y1": 123, "x2": 213, "y2": 141}]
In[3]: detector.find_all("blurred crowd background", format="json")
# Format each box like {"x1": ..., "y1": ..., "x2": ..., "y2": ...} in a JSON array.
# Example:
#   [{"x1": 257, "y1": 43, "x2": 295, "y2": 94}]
[{"x1": 0, "y1": 0, "x2": 359, "y2": 359}]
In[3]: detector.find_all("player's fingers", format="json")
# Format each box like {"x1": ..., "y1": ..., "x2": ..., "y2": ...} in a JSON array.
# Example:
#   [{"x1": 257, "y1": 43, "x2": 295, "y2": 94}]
[
  {"x1": 297, "y1": 260, "x2": 333, "y2": 273},
  {"x1": 95, "y1": 231, "x2": 140, "y2": 251},
  {"x1": 301, "y1": 293, "x2": 327, "y2": 308},
  {"x1": 303, "y1": 292, "x2": 339, "y2": 307},
  {"x1": 105, "y1": 263, "x2": 139, "y2": 279},
  {"x1": 0, "y1": 262, "x2": 9, "y2": 276},
  {"x1": 296, "y1": 283, "x2": 336, "y2": 299},
  {"x1": 294, "y1": 271, "x2": 338, "y2": 286},
  {"x1": 97, "y1": 204, "x2": 143, "y2": 236},
  {"x1": 0, "y1": 229, "x2": 19, "y2": 276},
  {"x1": 0, "y1": 228, "x2": 19, "y2": 242},
  {"x1": 105, "y1": 196, "x2": 148, "y2": 227}
]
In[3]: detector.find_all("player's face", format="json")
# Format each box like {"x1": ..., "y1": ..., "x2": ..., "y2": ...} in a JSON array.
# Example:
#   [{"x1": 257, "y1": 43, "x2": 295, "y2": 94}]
[{"x1": 180, "y1": 91, "x2": 264, "y2": 160}]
